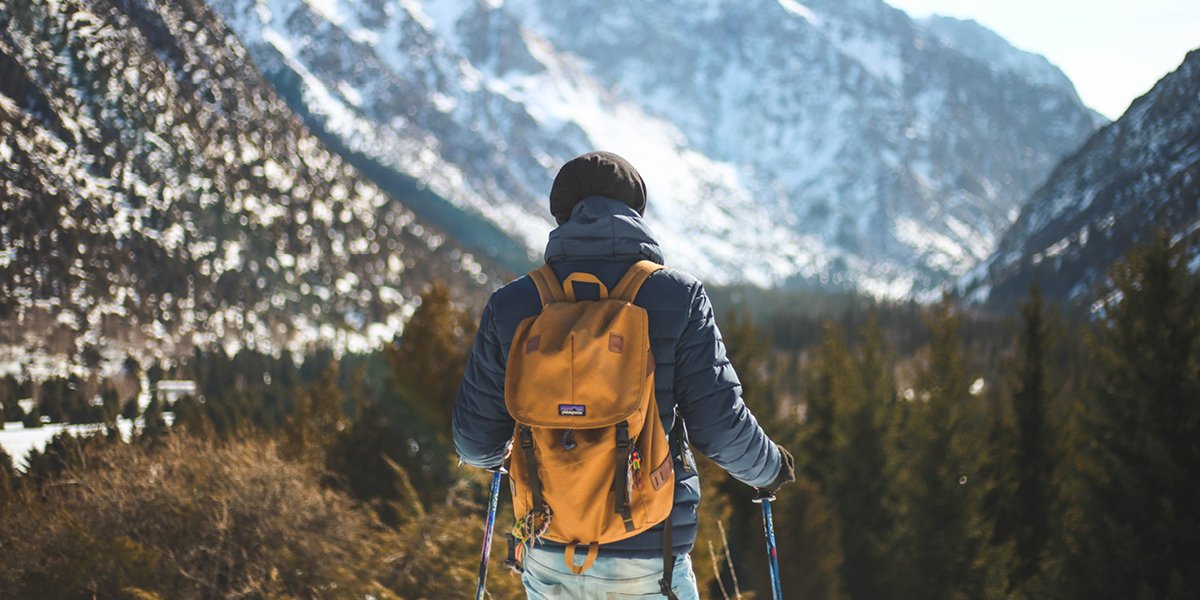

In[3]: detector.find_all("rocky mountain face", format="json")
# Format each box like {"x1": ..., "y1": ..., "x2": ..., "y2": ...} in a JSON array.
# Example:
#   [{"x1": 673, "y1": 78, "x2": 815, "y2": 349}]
[
  {"x1": 0, "y1": 0, "x2": 494, "y2": 372},
  {"x1": 207, "y1": 0, "x2": 1103, "y2": 297},
  {"x1": 917, "y1": 15, "x2": 1085, "y2": 96},
  {"x1": 961, "y1": 48, "x2": 1200, "y2": 310}
]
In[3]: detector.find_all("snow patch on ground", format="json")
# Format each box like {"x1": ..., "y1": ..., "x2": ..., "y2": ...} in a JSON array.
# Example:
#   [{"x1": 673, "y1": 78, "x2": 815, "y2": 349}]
[
  {"x1": 0, "y1": 416, "x2": 174, "y2": 469},
  {"x1": 778, "y1": 0, "x2": 818, "y2": 24},
  {"x1": 302, "y1": 0, "x2": 342, "y2": 26}
]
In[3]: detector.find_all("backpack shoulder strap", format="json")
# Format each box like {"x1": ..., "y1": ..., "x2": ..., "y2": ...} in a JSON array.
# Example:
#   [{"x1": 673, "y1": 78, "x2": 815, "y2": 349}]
[
  {"x1": 611, "y1": 261, "x2": 665, "y2": 302},
  {"x1": 527, "y1": 264, "x2": 567, "y2": 307}
]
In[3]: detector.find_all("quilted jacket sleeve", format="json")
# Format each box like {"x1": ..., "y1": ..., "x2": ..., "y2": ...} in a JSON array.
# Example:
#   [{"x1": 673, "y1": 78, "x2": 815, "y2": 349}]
[
  {"x1": 452, "y1": 296, "x2": 515, "y2": 469},
  {"x1": 674, "y1": 280, "x2": 781, "y2": 489}
]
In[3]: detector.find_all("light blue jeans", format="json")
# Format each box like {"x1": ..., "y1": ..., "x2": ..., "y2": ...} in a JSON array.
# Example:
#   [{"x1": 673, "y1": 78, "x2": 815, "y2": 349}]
[{"x1": 521, "y1": 546, "x2": 701, "y2": 599}]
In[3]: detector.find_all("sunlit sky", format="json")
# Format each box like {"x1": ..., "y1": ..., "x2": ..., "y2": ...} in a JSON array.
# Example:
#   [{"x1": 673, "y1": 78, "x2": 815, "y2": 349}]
[{"x1": 885, "y1": 0, "x2": 1200, "y2": 120}]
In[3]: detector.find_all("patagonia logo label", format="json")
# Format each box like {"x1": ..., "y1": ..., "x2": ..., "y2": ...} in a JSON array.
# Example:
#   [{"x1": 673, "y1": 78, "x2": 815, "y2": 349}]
[{"x1": 559, "y1": 404, "x2": 586, "y2": 417}]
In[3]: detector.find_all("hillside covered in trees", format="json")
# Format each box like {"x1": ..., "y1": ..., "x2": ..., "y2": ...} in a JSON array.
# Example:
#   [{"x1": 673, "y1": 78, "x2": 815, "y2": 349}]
[
  {"x1": 0, "y1": 0, "x2": 496, "y2": 373},
  {"x1": 4, "y1": 236, "x2": 1199, "y2": 600}
]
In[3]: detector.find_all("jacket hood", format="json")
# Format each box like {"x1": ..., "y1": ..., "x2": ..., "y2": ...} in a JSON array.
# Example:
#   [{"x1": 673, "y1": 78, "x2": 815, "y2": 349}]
[{"x1": 544, "y1": 196, "x2": 665, "y2": 265}]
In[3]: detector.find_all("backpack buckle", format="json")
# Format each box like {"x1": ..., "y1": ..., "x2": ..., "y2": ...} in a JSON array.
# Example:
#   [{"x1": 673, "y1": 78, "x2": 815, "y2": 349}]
[{"x1": 615, "y1": 421, "x2": 630, "y2": 449}]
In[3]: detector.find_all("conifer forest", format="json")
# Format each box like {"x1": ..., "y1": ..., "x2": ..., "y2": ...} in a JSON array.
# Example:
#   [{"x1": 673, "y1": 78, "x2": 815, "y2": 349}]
[
  {"x1": 2, "y1": 1, "x2": 1199, "y2": 596},
  {"x1": 2, "y1": 235, "x2": 1198, "y2": 600}
]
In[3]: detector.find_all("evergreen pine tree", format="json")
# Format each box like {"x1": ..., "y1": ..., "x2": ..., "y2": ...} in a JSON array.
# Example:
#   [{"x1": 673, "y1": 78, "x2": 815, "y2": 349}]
[
  {"x1": 121, "y1": 396, "x2": 141, "y2": 421},
  {"x1": 799, "y1": 321, "x2": 850, "y2": 487},
  {"x1": 100, "y1": 381, "x2": 121, "y2": 425},
  {"x1": 326, "y1": 375, "x2": 426, "y2": 527},
  {"x1": 275, "y1": 349, "x2": 297, "y2": 389},
  {"x1": 280, "y1": 362, "x2": 345, "y2": 464},
  {"x1": 147, "y1": 361, "x2": 164, "y2": 388},
  {"x1": 23, "y1": 401, "x2": 43, "y2": 429},
  {"x1": 1068, "y1": 233, "x2": 1200, "y2": 600},
  {"x1": 728, "y1": 318, "x2": 850, "y2": 600},
  {"x1": 831, "y1": 313, "x2": 899, "y2": 600},
  {"x1": 994, "y1": 281, "x2": 1065, "y2": 596},
  {"x1": 722, "y1": 308, "x2": 776, "y2": 420},
  {"x1": 0, "y1": 444, "x2": 14, "y2": 513},
  {"x1": 386, "y1": 281, "x2": 476, "y2": 432},
  {"x1": 892, "y1": 297, "x2": 995, "y2": 600},
  {"x1": 38, "y1": 379, "x2": 65, "y2": 424},
  {"x1": 0, "y1": 376, "x2": 12, "y2": 428},
  {"x1": 140, "y1": 392, "x2": 168, "y2": 447}
]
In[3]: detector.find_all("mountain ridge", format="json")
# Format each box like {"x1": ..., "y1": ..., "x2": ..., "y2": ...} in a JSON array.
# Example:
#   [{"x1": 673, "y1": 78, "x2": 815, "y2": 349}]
[
  {"x1": 207, "y1": 0, "x2": 1104, "y2": 297},
  {"x1": 960, "y1": 47, "x2": 1200, "y2": 310}
]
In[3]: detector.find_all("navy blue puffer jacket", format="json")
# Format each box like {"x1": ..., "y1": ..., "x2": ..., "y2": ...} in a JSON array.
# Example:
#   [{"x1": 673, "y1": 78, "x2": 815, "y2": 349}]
[{"x1": 453, "y1": 196, "x2": 782, "y2": 557}]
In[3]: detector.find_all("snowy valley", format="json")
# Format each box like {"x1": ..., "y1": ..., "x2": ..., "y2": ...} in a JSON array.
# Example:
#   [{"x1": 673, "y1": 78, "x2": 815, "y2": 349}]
[{"x1": 207, "y1": 0, "x2": 1103, "y2": 298}]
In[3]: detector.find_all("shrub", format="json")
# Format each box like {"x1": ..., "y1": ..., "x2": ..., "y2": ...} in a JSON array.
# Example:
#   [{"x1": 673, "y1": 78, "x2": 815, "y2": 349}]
[{"x1": 0, "y1": 436, "x2": 398, "y2": 600}]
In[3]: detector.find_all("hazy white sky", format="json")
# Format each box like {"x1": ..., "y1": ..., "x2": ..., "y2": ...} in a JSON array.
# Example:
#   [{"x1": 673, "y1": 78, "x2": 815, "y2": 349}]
[{"x1": 885, "y1": 0, "x2": 1200, "y2": 120}]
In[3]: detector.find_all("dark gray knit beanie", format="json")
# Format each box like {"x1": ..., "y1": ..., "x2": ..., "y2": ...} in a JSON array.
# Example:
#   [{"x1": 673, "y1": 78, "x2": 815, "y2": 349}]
[{"x1": 549, "y1": 151, "x2": 647, "y2": 225}]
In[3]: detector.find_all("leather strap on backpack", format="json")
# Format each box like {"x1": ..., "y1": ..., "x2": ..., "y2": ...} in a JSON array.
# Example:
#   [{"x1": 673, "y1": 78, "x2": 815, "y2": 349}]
[
  {"x1": 565, "y1": 541, "x2": 600, "y2": 575},
  {"x1": 519, "y1": 425, "x2": 545, "y2": 514},
  {"x1": 614, "y1": 421, "x2": 635, "y2": 532}
]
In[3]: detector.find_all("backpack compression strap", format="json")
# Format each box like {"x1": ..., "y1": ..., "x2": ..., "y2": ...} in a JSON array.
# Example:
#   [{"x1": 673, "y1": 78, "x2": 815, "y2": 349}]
[
  {"x1": 615, "y1": 421, "x2": 635, "y2": 532},
  {"x1": 518, "y1": 425, "x2": 545, "y2": 516}
]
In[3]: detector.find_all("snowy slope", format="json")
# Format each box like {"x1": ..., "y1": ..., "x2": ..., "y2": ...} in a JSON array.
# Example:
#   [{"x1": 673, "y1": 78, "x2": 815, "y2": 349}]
[
  {"x1": 961, "y1": 48, "x2": 1200, "y2": 309},
  {"x1": 919, "y1": 14, "x2": 1105, "y2": 121},
  {"x1": 0, "y1": 0, "x2": 493, "y2": 367},
  {"x1": 209, "y1": 0, "x2": 1102, "y2": 297}
]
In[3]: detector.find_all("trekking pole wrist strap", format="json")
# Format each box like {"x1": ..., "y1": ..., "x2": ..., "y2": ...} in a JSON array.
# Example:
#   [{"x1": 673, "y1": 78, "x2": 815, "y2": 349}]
[{"x1": 660, "y1": 513, "x2": 679, "y2": 600}]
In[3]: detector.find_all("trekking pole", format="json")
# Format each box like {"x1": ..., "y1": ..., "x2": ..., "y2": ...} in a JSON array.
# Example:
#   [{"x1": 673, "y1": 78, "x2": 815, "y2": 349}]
[
  {"x1": 753, "y1": 489, "x2": 783, "y2": 600},
  {"x1": 475, "y1": 465, "x2": 507, "y2": 600}
]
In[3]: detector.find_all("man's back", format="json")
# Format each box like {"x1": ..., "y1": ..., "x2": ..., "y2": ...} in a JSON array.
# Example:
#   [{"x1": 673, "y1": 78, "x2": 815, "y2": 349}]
[{"x1": 453, "y1": 152, "x2": 792, "y2": 599}]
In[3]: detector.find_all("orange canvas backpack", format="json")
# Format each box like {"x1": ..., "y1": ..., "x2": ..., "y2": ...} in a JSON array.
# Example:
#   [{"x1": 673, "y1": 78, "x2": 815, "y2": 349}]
[{"x1": 505, "y1": 260, "x2": 675, "y2": 576}]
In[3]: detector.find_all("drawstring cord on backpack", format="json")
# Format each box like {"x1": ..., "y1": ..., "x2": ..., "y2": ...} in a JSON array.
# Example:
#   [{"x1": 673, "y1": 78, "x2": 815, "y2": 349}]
[{"x1": 509, "y1": 504, "x2": 553, "y2": 573}]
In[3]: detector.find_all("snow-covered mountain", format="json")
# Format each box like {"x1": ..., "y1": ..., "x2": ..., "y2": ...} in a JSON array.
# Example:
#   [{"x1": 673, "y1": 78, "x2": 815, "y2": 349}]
[
  {"x1": 918, "y1": 15, "x2": 1085, "y2": 98},
  {"x1": 207, "y1": 0, "x2": 1103, "y2": 298},
  {"x1": 0, "y1": 0, "x2": 494, "y2": 370},
  {"x1": 961, "y1": 48, "x2": 1200, "y2": 310}
]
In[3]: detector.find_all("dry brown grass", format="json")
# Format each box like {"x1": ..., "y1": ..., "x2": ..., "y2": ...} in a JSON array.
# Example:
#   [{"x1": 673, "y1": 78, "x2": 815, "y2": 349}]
[
  {"x1": 0, "y1": 433, "x2": 528, "y2": 600},
  {"x1": 0, "y1": 435, "x2": 394, "y2": 599}
]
